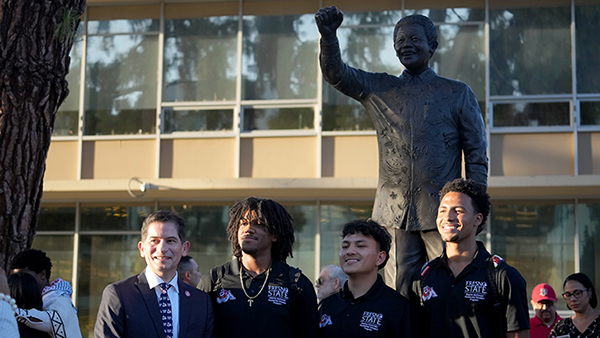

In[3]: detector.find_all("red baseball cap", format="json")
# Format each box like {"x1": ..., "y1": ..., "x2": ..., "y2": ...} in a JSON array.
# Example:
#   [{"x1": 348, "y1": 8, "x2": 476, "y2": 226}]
[{"x1": 532, "y1": 283, "x2": 557, "y2": 303}]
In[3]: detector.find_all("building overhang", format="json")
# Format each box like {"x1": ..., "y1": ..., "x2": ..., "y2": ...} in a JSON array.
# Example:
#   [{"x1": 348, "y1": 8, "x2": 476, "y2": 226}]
[{"x1": 41, "y1": 175, "x2": 600, "y2": 203}]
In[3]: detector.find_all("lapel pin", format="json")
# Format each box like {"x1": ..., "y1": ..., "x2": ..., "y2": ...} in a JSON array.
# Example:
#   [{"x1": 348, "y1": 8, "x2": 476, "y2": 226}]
[{"x1": 185, "y1": 291, "x2": 191, "y2": 297}]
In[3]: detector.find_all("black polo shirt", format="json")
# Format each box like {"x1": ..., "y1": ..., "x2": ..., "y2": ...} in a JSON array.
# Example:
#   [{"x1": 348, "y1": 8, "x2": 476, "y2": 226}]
[
  {"x1": 198, "y1": 259, "x2": 318, "y2": 338},
  {"x1": 411, "y1": 241, "x2": 530, "y2": 338},
  {"x1": 318, "y1": 274, "x2": 418, "y2": 338}
]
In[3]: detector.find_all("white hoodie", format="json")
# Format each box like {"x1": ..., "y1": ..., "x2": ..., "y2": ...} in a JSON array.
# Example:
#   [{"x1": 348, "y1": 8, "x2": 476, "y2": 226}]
[{"x1": 15, "y1": 278, "x2": 82, "y2": 338}]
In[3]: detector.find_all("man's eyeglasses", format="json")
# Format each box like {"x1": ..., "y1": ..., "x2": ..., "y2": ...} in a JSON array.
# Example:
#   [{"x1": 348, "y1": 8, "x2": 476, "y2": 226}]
[
  {"x1": 316, "y1": 278, "x2": 328, "y2": 286},
  {"x1": 562, "y1": 289, "x2": 588, "y2": 300}
]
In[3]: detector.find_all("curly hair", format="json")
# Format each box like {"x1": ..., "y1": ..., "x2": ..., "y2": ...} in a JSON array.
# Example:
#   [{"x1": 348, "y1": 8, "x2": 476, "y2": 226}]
[
  {"x1": 394, "y1": 14, "x2": 438, "y2": 50},
  {"x1": 10, "y1": 249, "x2": 53, "y2": 280},
  {"x1": 227, "y1": 197, "x2": 295, "y2": 262},
  {"x1": 341, "y1": 219, "x2": 392, "y2": 269},
  {"x1": 439, "y1": 178, "x2": 490, "y2": 235}
]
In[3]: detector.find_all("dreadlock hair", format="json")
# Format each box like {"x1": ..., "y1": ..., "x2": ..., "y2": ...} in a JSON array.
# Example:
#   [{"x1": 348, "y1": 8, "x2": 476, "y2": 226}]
[
  {"x1": 10, "y1": 249, "x2": 53, "y2": 281},
  {"x1": 341, "y1": 219, "x2": 392, "y2": 270},
  {"x1": 227, "y1": 197, "x2": 295, "y2": 262},
  {"x1": 439, "y1": 178, "x2": 490, "y2": 235}
]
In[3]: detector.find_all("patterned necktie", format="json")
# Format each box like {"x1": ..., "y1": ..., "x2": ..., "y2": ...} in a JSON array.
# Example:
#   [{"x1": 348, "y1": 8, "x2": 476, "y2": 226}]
[{"x1": 158, "y1": 283, "x2": 173, "y2": 338}]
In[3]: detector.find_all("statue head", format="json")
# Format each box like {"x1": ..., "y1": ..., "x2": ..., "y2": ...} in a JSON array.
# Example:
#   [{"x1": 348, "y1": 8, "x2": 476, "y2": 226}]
[{"x1": 393, "y1": 15, "x2": 438, "y2": 74}]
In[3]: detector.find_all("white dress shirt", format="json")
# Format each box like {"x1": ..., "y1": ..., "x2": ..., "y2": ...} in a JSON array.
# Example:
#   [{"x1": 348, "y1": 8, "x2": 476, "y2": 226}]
[{"x1": 144, "y1": 269, "x2": 181, "y2": 338}]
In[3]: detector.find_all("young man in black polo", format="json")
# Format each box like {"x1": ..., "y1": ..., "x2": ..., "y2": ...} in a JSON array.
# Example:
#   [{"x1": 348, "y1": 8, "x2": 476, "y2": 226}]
[
  {"x1": 198, "y1": 197, "x2": 318, "y2": 338},
  {"x1": 411, "y1": 178, "x2": 530, "y2": 338},
  {"x1": 318, "y1": 219, "x2": 418, "y2": 337}
]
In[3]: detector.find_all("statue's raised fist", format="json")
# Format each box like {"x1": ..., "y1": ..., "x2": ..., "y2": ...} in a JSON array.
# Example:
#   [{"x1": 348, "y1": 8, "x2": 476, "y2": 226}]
[{"x1": 315, "y1": 6, "x2": 344, "y2": 38}]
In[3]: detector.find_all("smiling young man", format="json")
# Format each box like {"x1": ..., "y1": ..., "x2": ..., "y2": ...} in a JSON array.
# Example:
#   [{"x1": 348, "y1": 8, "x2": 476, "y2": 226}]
[
  {"x1": 95, "y1": 210, "x2": 214, "y2": 338},
  {"x1": 411, "y1": 178, "x2": 530, "y2": 338},
  {"x1": 315, "y1": 7, "x2": 488, "y2": 298},
  {"x1": 318, "y1": 219, "x2": 418, "y2": 338},
  {"x1": 198, "y1": 197, "x2": 318, "y2": 338}
]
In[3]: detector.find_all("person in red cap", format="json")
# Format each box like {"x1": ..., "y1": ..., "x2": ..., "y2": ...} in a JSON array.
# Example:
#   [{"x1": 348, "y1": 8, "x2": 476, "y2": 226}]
[{"x1": 530, "y1": 282, "x2": 562, "y2": 338}]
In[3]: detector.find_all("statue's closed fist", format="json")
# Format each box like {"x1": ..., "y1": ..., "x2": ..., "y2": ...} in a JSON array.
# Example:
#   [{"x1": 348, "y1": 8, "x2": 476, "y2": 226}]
[{"x1": 315, "y1": 6, "x2": 344, "y2": 38}]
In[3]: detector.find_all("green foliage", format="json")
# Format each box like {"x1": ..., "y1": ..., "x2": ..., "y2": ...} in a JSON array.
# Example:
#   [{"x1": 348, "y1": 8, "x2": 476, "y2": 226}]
[{"x1": 54, "y1": 7, "x2": 79, "y2": 41}]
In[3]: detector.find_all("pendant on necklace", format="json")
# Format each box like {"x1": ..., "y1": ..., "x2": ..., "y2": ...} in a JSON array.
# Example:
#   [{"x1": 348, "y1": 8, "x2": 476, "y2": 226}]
[{"x1": 248, "y1": 299, "x2": 254, "y2": 307}]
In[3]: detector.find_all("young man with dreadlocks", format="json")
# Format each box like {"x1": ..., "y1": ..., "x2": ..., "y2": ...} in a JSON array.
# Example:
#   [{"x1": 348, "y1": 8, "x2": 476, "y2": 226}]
[{"x1": 198, "y1": 197, "x2": 319, "y2": 338}]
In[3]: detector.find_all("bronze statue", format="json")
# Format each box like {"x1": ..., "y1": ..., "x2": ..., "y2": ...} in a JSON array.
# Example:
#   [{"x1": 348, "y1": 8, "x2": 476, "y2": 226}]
[{"x1": 315, "y1": 6, "x2": 488, "y2": 297}]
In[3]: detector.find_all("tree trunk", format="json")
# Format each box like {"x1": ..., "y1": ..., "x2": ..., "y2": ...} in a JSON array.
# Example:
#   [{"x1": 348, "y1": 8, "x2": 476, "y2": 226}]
[{"x1": 0, "y1": 0, "x2": 86, "y2": 270}]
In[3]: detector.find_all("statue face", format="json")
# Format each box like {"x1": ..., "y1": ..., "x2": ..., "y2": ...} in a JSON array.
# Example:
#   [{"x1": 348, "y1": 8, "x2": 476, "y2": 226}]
[{"x1": 394, "y1": 23, "x2": 434, "y2": 74}]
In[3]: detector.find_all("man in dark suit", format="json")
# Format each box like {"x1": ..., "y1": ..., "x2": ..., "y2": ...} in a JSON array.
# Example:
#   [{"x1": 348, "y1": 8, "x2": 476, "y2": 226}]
[{"x1": 95, "y1": 210, "x2": 214, "y2": 338}]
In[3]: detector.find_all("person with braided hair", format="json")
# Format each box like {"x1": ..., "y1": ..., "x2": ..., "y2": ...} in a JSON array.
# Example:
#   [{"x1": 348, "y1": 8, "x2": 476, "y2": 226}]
[{"x1": 198, "y1": 197, "x2": 319, "y2": 338}]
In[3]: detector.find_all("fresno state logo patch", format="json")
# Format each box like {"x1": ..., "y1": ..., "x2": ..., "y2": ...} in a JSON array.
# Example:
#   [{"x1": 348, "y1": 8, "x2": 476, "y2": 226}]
[
  {"x1": 464, "y1": 280, "x2": 487, "y2": 302},
  {"x1": 422, "y1": 285, "x2": 438, "y2": 302},
  {"x1": 267, "y1": 285, "x2": 289, "y2": 305},
  {"x1": 360, "y1": 311, "x2": 383, "y2": 331},
  {"x1": 492, "y1": 255, "x2": 504, "y2": 268},
  {"x1": 216, "y1": 289, "x2": 236, "y2": 304},
  {"x1": 319, "y1": 314, "x2": 332, "y2": 328}
]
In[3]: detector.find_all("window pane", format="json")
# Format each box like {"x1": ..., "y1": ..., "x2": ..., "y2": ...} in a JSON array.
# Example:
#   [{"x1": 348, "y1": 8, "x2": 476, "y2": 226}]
[
  {"x1": 85, "y1": 35, "x2": 158, "y2": 135},
  {"x1": 163, "y1": 16, "x2": 238, "y2": 102},
  {"x1": 491, "y1": 202, "x2": 575, "y2": 311},
  {"x1": 242, "y1": 14, "x2": 318, "y2": 100},
  {"x1": 578, "y1": 201, "x2": 600, "y2": 291},
  {"x1": 490, "y1": 6, "x2": 571, "y2": 96},
  {"x1": 77, "y1": 235, "x2": 143, "y2": 336},
  {"x1": 493, "y1": 102, "x2": 570, "y2": 127},
  {"x1": 320, "y1": 204, "x2": 373, "y2": 232},
  {"x1": 319, "y1": 204, "x2": 373, "y2": 268},
  {"x1": 80, "y1": 205, "x2": 152, "y2": 231},
  {"x1": 581, "y1": 101, "x2": 600, "y2": 125},
  {"x1": 163, "y1": 108, "x2": 234, "y2": 133},
  {"x1": 31, "y1": 235, "x2": 74, "y2": 283},
  {"x1": 243, "y1": 107, "x2": 314, "y2": 131},
  {"x1": 408, "y1": 8, "x2": 484, "y2": 23},
  {"x1": 286, "y1": 205, "x2": 317, "y2": 282},
  {"x1": 88, "y1": 19, "x2": 159, "y2": 34},
  {"x1": 38, "y1": 206, "x2": 76, "y2": 231},
  {"x1": 322, "y1": 23, "x2": 397, "y2": 132},
  {"x1": 433, "y1": 24, "x2": 485, "y2": 101},
  {"x1": 576, "y1": 6, "x2": 600, "y2": 94},
  {"x1": 55, "y1": 40, "x2": 82, "y2": 136},
  {"x1": 159, "y1": 205, "x2": 232, "y2": 274}
]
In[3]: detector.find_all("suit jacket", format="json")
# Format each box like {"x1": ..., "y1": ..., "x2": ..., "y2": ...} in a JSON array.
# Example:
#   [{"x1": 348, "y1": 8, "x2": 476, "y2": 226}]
[{"x1": 94, "y1": 269, "x2": 214, "y2": 338}]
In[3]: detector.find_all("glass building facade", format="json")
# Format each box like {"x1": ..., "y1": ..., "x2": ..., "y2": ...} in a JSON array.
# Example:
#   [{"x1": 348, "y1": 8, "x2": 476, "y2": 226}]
[{"x1": 39, "y1": 0, "x2": 600, "y2": 336}]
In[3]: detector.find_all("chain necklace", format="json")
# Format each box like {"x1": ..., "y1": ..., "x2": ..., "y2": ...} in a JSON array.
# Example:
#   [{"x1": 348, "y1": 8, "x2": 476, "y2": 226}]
[{"x1": 239, "y1": 261, "x2": 271, "y2": 307}]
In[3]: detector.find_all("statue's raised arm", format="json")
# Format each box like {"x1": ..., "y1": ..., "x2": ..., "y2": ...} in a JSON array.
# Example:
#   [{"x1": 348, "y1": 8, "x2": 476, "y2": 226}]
[{"x1": 315, "y1": 6, "x2": 344, "y2": 40}]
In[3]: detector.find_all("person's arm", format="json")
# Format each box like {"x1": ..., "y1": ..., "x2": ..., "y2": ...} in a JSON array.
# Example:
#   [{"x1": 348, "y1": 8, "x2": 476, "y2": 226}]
[
  {"x1": 506, "y1": 330, "x2": 529, "y2": 338},
  {"x1": 94, "y1": 284, "x2": 125, "y2": 338},
  {"x1": 315, "y1": 6, "x2": 345, "y2": 84},
  {"x1": 197, "y1": 269, "x2": 216, "y2": 294},
  {"x1": 203, "y1": 293, "x2": 215, "y2": 338},
  {"x1": 458, "y1": 85, "x2": 488, "y2": 186},
  {"x1": 497, "y1": 266, "x2": 531, "y2": 335},
  {"x1": 315, "y1": 6, "x2": 370, "y2": 101},
  {"x1": 0, "y1": 267, "x2": 18, "y2": 338},
  {"x1": 409, "y1": 271, "x2": 430, "y2": 338},
  {"x1": 292, "y1": 275, "x2": 319, "y2": 338},
  {"x1": 395, "y1": 298, "x2": 420, "y2": 338}
]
